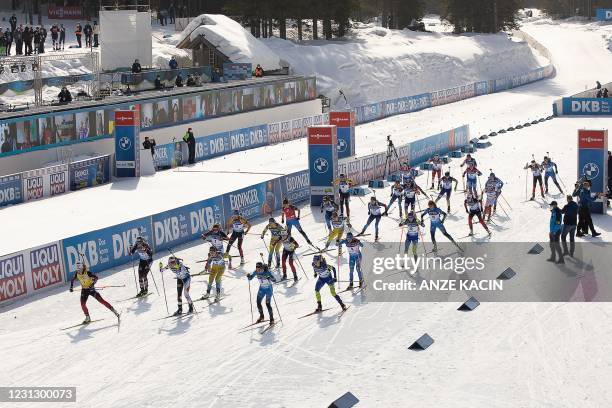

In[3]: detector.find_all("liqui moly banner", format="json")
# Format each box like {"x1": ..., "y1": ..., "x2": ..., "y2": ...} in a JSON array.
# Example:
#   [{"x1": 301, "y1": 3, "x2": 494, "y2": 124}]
[
  {"x1": 0, "y1": 241, "x2": 66, "y2": 305},
  {"x1": 22, "y1": 164, "x2": 70, "y2": 202}
]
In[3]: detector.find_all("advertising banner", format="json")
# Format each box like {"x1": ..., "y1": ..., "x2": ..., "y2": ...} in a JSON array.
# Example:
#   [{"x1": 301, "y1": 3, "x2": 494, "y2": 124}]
[
  {"x1": 280, "y1": 120, "x2": 292, "y2": 142},
  {"x1": 562, "y1": 98, "x2": 612, "y2": 116},
  {"x1": 0, "y1": 173, "x2": 23, "y2": 207},
  {"x1": 268, "y1": 122, "x2": 281, "y2": 144},
  {"x1": 151, "y1": 197, "x2": 225, "y2": 252},
  {"x1": 222, "y1": 63, "x2": 253, "y2": 80},
  {"x1": 48, "y1": 5, "x2": 84, "y2": 19},
  {"x1": 29, "y1": 243, "x2": 66, "y2": 293},
  {"x1": 577, "y1": 129, "x2": 608, "y2": 214},
  {"x1": 308, "y1": 126, "x2": 338, "y2": 206},
  {"x1": 69, "y1": 155, "x2": 111, "y2": 191},
  {"x1": 330, "y1": 111, "x2": 356, "y2": 160},
  {"x1": 154, "y1": 141, "x2": 184, "y2": 169},
  {"x1": 223, "y1": 180, "x2": 282, "y2": 221},
  {"x1": 596, "y1": 9, "x2": 612, "y2": 21},
  {"x1": 115, "y1": 110, "x2": 141, "y2": 177},
  {"x1": 292, "y1": 118, "x2": 304, "y2": 140},
  {"x1": 280, "y1": 170, "x2": 310, "y2": 204},
  {"x1": 0, "y1": 252, "x2": 27, "y2": 303},
  {"x1": 22, "y1": 164, "x2": 70, "y2": 202},
  {"x1": 62, "y1": 217, "x2": 153, "y2": 278}
]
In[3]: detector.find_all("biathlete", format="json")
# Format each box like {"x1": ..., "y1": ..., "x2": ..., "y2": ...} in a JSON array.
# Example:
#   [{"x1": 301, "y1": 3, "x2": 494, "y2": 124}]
[
  {"x1": 421, "y1": 201, "x2": 460, "y2": 252},
  {"x1": 402, "y1": 178, "x2": 428, "y2": 214},
  {"x1": 524, "y1": 160, "x2": 545, "y2": 200},
  {"x1": 434, "y1": 171, "x2": 458, "y2": 212},
  {"x1": 463, "y1": 164, "x2": 482, "y2": 197},
  {"x1": 320, "y1": 195, "x2": 339, "y2": 231},
  {"x1": 282, "y1": 198, "x2": 313, "y2": 246},
  {"x1": 324, "y1": 211, "x2": 346, "y2": 251},
  {"x1": 69, "y1": 262, "x2": 120, "y2": 324},
  {"x1": 542, "y1": 156, "x2": 563, "y2": 194},
  {"x1": 260, "y1": 218, "x2": 286, "y2": 268},
  {"x1": 334, "y1": 173, "x2": 354, "y2": 218},
  {"x1": 312, "y1": 255, "x2": 347, "y2": 312},
  {"x1": 202, "y1": 224, "x2": 231, "y2": 268},
  {"x1": 399, "y1": 211, "x2": 424, "y2": 260},
  {"x1": 385, "y1": 180, "x2": 404, "y2": 217},
  {"x1": 464, "y1": 193, "x2": 491, "y2": 236},
  {"x1": 225, "y1": 210, "x2": 251, "y2": 266},
  {"x1": 280, "y1": 230, "x2": 299, "y2": 282},
  {"x1": 202, "y1": 246, "x2": 226, "y2": 300},
  {"x1": 339, "y1": 232, "x2": 364, "y2": 289},
  {"x1": 429, "y1": 154, "x2": 443, "y2": 189},
  {"x1": 358, "y1": 196, "x2": 387, "y2": 241},
  {"x1": 159, "y1": 256, "x2": 194, "y2": 316},
  {"x1": 483, "y1": 173, "x2": 504, "y2": 220},
  {"x1": 129, "y1": 236, "x2": 153, "y2": 297},
  {"x1": 246, "y1": 262, "x2": 277, "y2": 325}
]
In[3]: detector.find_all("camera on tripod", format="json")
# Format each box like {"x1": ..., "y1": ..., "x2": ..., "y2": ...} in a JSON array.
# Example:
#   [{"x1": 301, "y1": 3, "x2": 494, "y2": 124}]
[{"x1": 387, "y1": 134, "x2": 394, "y2": 147}]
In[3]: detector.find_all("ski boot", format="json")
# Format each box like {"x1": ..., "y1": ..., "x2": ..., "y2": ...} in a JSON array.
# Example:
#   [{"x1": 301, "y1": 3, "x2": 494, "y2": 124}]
[
  {"x1": 315, "y1": 301, "x2": 323, "y2": 313},
  {"x1": 200, "y1": 290, "x2": 211, "y2": 300},
  {"x1": 468, "y1": 229, "x2": 474, "y2": 237},
  {"x1": 293, "y1": 273, "x2": 298, "y2": 283},
  {"x1": 306, "y1": 238, "x2": 313, "y2": 246},
  {"x1": 447, "y1": 206, "x2": 451, "y2": 213},
  {"x1": 335, "y1": 296, "x2": 347, "y2": 311},
  {"x1": 187, "y1": 303, "x2": 194, "y2": 314},
  {"x1": 282, "y1": 273, "x2": 288, "y2": 281},
  {"x1": 358, "y1": 279, "x2": 364, "y2": 288},
  {"x1": 530, "y1": 195, "x2": 535, "y2": 201},
  {"x1": 347, "y1": 281, "x2": 354, "y2": 290},
  {"x1": 240, "y1": 257, "x2": 245, "y2": 266},
  {"x1": 432, "y1": 243, "x2": 438, "y2": 253},
  {"x1": 82, "y1": 315, "x2": 91, "y2": 324},
  {"x1": 269, "y1": 317, "x2": 275, "y2": 325},
  {"x1": 111, "y1": 308, "x2": 120, "y2": 318},
  {"x1": 256, "y1": 315, "x2": 265, "y2": 324},
  {"x1": 172, "y1": 306, "x2": 183, "y2": 316}
]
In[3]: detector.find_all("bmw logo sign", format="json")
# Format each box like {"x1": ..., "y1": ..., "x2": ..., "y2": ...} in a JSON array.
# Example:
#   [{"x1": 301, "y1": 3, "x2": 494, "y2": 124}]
[
  {"x1": 314, "y1": 157, "x2": 329, "y2": 174},
  {"x1": 337, "y1": 138, "x2": 347, "y2": 153},
  {"x1": 119, "y1": 136, "x2": 132, "y2": 151},
  {"x1": 583, "y1": 163, "x2": 599, "y2": 180}
]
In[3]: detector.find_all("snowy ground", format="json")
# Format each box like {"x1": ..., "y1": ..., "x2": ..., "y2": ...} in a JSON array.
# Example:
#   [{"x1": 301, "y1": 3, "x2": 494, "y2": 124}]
[{"x1": 1, "y1": 15, "x2": 612, "y2": 408}]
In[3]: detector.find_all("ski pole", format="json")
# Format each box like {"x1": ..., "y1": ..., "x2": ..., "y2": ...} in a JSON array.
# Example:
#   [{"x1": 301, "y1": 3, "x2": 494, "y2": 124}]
[
  {"x1": 131, "y1": 256, "x2": 139, "y2": 296},
  {"x1": 248, "y1": 277, "x2": 254, "y2": 324},
  {"x1": 499, "y1": 192, "x2": 512, "y2": 210},
  {"x1": 96, "y1": 285, "x2": 126, "y2": 289},
  {"x1": 272, "y1": 292, "x2": 283, "y2": 324},
  {"x1": 415, "y1": 198, "x2": 428, "y2": 255},
  {"x1": 149, "y1": 263, "x2": 160, "y2": 296},
  {"x1": 398, "y1": 224, "x2": 404, "y2": 253},
  {"x1": 260, "y1": 236, "x2": 270, "y2": 259},
  {"x1": 159, "y1": 264, "x2": 169, "y2": 315},
  {"x1": 294, "y1": 255, "x2": 309, "y2": 280}
]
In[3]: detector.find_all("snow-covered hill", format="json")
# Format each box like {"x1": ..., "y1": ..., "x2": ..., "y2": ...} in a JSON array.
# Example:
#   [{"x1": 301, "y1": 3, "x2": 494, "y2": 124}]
[{"x1": 264, "y1": 24, "x2": 549, "y2": 107}]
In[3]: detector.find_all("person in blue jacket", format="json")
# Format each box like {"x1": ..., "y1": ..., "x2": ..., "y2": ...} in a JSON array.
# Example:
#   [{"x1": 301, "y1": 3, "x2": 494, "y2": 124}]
[
  {"x1": 548, "y1": 201, "x2": 564, "y2": 264},
  {"x1": 246, "y1": 262, "x2": 277, "y2": 324},
  {"x1": 421, "y1": 200, "x2": 460, "y2": 252},
  {"x1": 560, "y1": 195, "x2": 578, "y2": 257},
  {"x1": 573, "y1": 180, "x2": 601, "y2": 238}
]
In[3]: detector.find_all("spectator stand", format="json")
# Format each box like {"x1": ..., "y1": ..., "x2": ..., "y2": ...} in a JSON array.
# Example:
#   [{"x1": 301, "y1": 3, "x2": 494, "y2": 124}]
[
  {"x1": 0, "y1": 52, "x2": 100, "y2": 107},
  {"x1": 120, "y1": 66, "x2": 213, "y2": 93}
]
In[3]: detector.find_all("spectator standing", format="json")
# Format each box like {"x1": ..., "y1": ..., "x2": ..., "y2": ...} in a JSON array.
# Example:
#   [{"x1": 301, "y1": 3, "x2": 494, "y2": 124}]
[
  {"x1": 596, "y1": 89, "x2": 602, "y2": 98},
  {"x1": 14, "y1": 25, "x2": 22, "y2": 55},
  {"x1": 33, "y1": 27, "x2": 40, "y2": 54},
  {"x1": 255, "y1": 64, "x2": 264, "y2": 77},
  {"x1": 574, "y1": 180, "x2": 601, "y2": 238},
  {"x1": 182, "y1": 128, "x2": 196, "y2": 164},
  {"x1": 93, "y1": 21, "x2": 99, "y2": 47},
  {"x1": 3, "y1": 29, "x2": 12, "y2": 56},
  {"x1": 168, "y1": 3, "x2": 176, "y2": 24},
  {"x1": 175, "y1": 73, "x2": 183, "y2": 87},
  {"x1": 131, "y1": 59, "x2": 142, "y2": 73},
  {"x1": 51, "y1": 24, "x2": 59, "y2": 51},
  {"x1": 23, "y1": 26, "x2": 32, "y2": 55},
  {"x1": 59, "y1": 24, "x2": 66, "y2": 50},
  {"x1": 75, "y1": 23, "x2": 83, "y2": 48},
  {"x1": 9, "y1": 14, "x2": 17, "y2": 33},
  {"x1": 154, "y1": 75, "x2": 163, "y2": 89},
  {"x1": 84, "y1": 22, "x2": 92, "y2": 47},
  {"x1": 596, "y1": 81, "x2": 602, "y2": 89},
  {"x1": 0, "y1": 29, "x2": 5, "y2": 56},
  {"x1": 169, "y1": 56, "x2": 178, "y2": 69},
  {"x1": 157, "y1": 10, "x2": 165, "y2": 26},
  {"x1": 603, "y1": 88, "x2": 609, "y2": 98},
  {"x1": 560, "y1": 195, "x2": 578, "y2": 257},
  {"x1": 547, "y1": 201, "x2": 564, "y2": 264}
]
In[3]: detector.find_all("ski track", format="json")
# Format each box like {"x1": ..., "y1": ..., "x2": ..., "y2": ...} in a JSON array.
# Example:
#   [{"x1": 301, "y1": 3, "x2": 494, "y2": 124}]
[{"x1": 2, "y1": 19, "x2": 612, "y2": 408}]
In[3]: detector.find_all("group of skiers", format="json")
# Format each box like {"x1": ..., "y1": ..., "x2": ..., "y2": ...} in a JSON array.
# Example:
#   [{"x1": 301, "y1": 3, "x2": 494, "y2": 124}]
[{"x1": 67, "y1": 148, "x2": 607, "y2": 329}]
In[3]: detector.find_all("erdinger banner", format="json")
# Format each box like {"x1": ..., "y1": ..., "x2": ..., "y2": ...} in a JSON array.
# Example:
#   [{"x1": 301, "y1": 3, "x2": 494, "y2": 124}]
[
  {"x1": 69, "y1": 155, "x2": 111, "y2": 191},
  {"x1": 0, "y1": 242, "x2": 66, "y2": 305},
  {"x1": 151, "y1": 196, "x2": 225, "y2": 252},
  {"x1": 280, "y1": 170, "x2": 310, "y2": 204},
  {"x1": 223, "y1": 180, "x2": 282, "y2": 221},
  {"x1": 22, "y1": 164, "x2": 70, "y2": 202}
]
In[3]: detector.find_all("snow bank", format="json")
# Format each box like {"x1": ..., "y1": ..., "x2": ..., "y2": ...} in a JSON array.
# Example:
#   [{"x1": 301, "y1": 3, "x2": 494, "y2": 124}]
[
  {"x1": 264, "y1": 27, "x2": 548, "y2": 108},
  {"x1": 178, "y1": 14, "x2": 281, "y2": 71}
]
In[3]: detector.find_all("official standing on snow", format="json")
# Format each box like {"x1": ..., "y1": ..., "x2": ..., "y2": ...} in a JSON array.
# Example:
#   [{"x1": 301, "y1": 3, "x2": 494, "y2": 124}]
[
  {"x1": 560, "y1": 195, "x2": 578, "y2": 257},
  {"x1": 573, "y1": 180, "x2": 601, "y2": 238},
  {"x1": 183, "y1": 127, "x2": 195, "y2": 164},
  {"x1": 548, "y1": 201, "x2": 564, "y2": 264}
]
